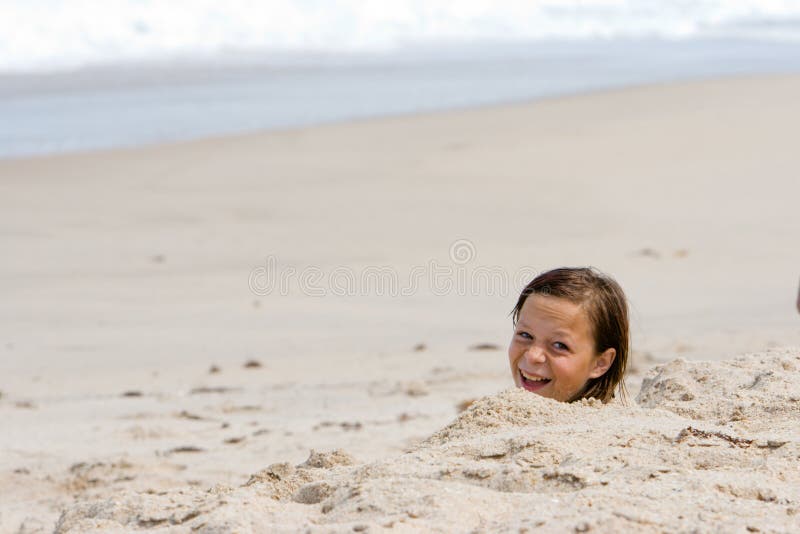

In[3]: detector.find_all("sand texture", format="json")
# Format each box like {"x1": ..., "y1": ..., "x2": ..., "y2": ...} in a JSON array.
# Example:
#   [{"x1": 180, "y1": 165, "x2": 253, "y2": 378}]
[
  {"x1": 2, "y1": 75, "x2": 800, "y2": 532},
  {"x1": 50, "y1": 349, "x2": 800, "y2": 533}
]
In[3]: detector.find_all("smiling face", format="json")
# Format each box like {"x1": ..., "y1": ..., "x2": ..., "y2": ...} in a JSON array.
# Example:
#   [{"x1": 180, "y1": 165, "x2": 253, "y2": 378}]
[{"x1": 508, "y1": 294, "x2": 616, "y2": 402}]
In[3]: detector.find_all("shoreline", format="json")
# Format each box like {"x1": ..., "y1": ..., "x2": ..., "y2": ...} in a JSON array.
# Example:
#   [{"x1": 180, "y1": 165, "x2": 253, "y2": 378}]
[
  {"x1": 1, "y1": 71, "x2": 797, "y2": 165},
  {"x1": 4, "y1": 36, "x2": 800, "y2": 159}
]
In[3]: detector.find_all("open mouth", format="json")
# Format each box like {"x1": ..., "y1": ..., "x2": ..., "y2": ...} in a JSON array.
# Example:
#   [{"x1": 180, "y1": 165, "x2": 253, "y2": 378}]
[{"x1": 519, "y1": 369, "x2": 551, "y2": 392}]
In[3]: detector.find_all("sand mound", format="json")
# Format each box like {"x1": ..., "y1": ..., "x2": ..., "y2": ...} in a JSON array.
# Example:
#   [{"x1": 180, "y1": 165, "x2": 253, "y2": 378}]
[
  {"x1": 55, "y1": 350, "x2": 800, "y2": 533},
  {"x1": 636, "y1": 347, "x2": 800, "y2": 434}
]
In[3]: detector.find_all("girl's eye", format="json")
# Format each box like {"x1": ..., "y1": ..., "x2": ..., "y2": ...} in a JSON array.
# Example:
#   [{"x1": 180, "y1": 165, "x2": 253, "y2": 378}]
[
  {"x1": 517, "y1": 331, "x2": 532, "y2": 340},
  {"x1": 553, "y1": 342, "x2": 569, "y2": 351}
]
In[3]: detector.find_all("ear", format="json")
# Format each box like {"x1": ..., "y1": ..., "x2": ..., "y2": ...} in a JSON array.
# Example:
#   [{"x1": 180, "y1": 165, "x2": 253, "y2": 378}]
[{"x1": 588, "y1": 348, "x2": 616, "y2": 379}]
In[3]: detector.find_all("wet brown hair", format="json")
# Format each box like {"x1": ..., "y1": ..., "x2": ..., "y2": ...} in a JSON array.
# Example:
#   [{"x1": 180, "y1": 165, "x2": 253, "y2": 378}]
[{"x1": 511, "y1": 267, "x2": 629, "y2": 403}]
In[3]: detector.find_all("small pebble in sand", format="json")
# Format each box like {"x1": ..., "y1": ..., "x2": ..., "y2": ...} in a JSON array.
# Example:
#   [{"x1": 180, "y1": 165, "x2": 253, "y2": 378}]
[
  {"x1": 574, "y1": 521, "x2": 591, "y2": 532},
  {"x1": 456, "y1": 398, "x2": 477, "y2": 412},
  {"x1": 167, "y1": 446, "x2": 205, "y2": 454},
  {"x1": 404, "y1": 382, "x2": 429, "y2": 397},
  {"x1": 469, "y1": 343, "x2": 500, "y2": 351},
  {"x1": 176, "y1": 411, "x2": 206, "y2": 421},
  {"x1": 313, "y1": 421, "x2": 336, "y2": 431},
  {"x1": 223, "y1": 436, "x2": 246, "y2": 445},
  {"x1": 413, "y1": 343, "x2": 426, "y2": 352},
  {"x1": 635, "y1": 247, "x2": 661, "y2": 259},
  {"x1": 244, "y1": 359, "x2": 262, "y2": 369},
  {"x1": 13, "y1": 468, "x2": 30, "y2": 475},
  {"x1": 121, "y1": 390, "x2": 143, "y2": 398},
  {"x1": 209, "y1": 365, "x2": 221, "y2": 374}
]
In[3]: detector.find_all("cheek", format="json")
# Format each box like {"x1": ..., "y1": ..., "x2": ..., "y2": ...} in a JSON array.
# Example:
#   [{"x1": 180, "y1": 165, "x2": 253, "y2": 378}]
[
  {"x1": 507, "y1": 343, "x2": 521, "y2": 383},
  {"x1": 551, "y1": 360, "x2": 590, "y2": 393}
]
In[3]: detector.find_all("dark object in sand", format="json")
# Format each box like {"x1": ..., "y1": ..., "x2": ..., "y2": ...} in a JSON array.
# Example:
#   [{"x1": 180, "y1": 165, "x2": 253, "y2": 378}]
[
  {"x1": 244, "y1": 359, "x2": 262, "y2": 369},
  {"x1": 413, "y1": 343, "x2": 427, "y2": 352},
  {"x1": 469, "y1": 343, "x2": 501, "y2": 351},
  {"x1": 635, "y1": 247, "x2": 660, "y2": 259},
  {"x1": 15, "y1": 401, "x2": 36, "y2": 409},
  {"x1": 121, "y1": 390, "x2": 143, "y2": 398},
  {"x1": 404, "y1": 382, "x2": 429, "y2": 397},
  {"x1": 209, "y1": 365, "x2": 221, "y2": 374},
  {"x1": 168, "y1": 446, "x2": 205, "y2": 454},
  {"x1": 456, "y1": 398, "x2": 478, "y2": 412},
  {"x1": 313, "y1": 421, "x2": 363, "y2": 431},
  {"x1": 176, "y1": 411, "x2": 206, "y2": 421},
  {"x1": 224, "y1": 436, "x2": 246, "y2": 445},
  {"x1": 190, "y1": 386, "x2": 240, "y2": 395},
  {"x1": 221, "y1": 404, "x2": 262, "y2": 413}
]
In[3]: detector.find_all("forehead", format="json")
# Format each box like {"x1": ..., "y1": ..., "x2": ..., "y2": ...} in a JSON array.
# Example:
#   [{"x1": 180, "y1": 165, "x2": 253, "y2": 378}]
[{"x1": 519, "y1": 295, "x2": 592, "y2": 336}]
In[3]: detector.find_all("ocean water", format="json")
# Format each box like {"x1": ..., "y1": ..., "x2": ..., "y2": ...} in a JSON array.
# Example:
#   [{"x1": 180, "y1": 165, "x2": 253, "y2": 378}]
[{"x1": 2, "y1": 1, "x2": 800, "y2": 158}]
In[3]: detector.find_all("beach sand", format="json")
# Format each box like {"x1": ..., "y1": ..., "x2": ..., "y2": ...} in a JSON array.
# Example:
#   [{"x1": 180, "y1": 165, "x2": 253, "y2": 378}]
[{"x1": 1, "y1": 74, "x2": 799, "y2": 532}]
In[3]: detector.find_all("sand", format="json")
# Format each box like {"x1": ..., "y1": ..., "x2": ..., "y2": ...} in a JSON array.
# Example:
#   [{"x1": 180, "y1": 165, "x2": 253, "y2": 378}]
[
  {"x1": 1, "y1": 74, "x2": 800, "y2": 532},
  {"x1": 53, "y1": 349, "x2": 800, "y2": 532}
]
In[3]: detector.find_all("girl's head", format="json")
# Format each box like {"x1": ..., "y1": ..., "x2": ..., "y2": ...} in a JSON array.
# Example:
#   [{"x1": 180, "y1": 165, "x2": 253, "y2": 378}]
[{"x1": 508, "y1": 267, "x2": 629, "y2": 403}]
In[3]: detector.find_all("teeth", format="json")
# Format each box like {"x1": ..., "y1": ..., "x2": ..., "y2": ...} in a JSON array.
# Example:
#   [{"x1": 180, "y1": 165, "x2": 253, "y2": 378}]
[{"x1": 521, "y1": 370, "x2": 549, "y2": 382}]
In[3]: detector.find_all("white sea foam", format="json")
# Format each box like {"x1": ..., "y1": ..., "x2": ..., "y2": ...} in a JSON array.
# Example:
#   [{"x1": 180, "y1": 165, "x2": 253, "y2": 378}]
[{"x1": 2, "y1": 0, "x2": 800, "y2": 73}]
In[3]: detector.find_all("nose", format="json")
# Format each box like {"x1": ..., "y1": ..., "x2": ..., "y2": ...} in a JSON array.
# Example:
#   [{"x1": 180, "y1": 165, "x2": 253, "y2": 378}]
[{"x1": 525, "y1": 344, "x2": 546, "y2": 364}]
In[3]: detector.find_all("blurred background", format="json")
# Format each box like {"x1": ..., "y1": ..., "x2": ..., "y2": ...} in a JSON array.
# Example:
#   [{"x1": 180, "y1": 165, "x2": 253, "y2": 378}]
[{"x1": 4, "y1": 0, "x2": 800, "y2": 157}]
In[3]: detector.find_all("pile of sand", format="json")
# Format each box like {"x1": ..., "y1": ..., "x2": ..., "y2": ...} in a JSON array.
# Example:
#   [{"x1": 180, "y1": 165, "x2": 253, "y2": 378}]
[{"x1": 55, "y1": 348, "x2": 800, "y2": 532}]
